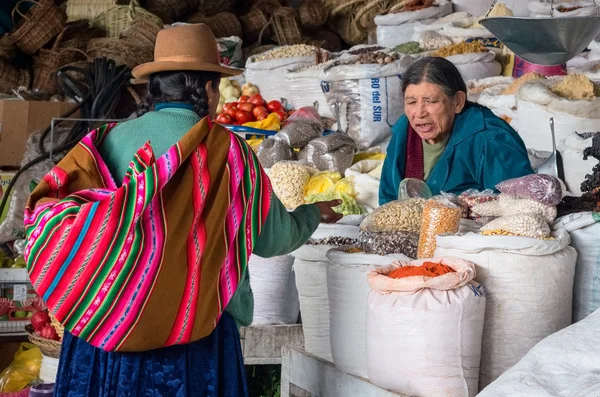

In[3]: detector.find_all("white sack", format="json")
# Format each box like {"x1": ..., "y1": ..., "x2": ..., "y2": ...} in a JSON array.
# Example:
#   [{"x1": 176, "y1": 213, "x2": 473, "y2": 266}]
[
  {"x1": 445, "y1": 51, "x2": 502, "y2": 82},
  {"x1": 528, "y1": 0, "x2": 597, "y2": 18},
  {"x1": 478, "y1": 308, "x2": 600, "y2": 397},
  {"x1": 321, "y1": 55, "x2": 416, "y2": 148},
  {"x1": 467, "y1": 76, "x2": 514, "y2": 102},
  {"x1": 476, "y1": 84, "x2": 517, "y2": 120},
  {"x1": 374, "y1": 0, "x2": 453, "y2": 48},
  {"x1": 292, "y1": 244, "x2": 333, "y2": 362},
  {"x1": 434, "y1": 230, "x2": 577, "y2": 389},
  {"x1": 452, "y1": 0, "x2": 495, "y2": 16},
  {"x1": 554, "y1": 212, "x2": 600, "y2": 323},
  {"x1": 561, "y1": 133, "x2": 598, "y2": 196},
  {"x1": 245, "y1": 53, "x2": 319, "y2": 103},
  {"x1": 326, "y1": 249, "x2": 409, "y2": 378},
  {"x1": 516, "y1": 79, "x2": 600, "y2": 151},
  {"x1": 285, "y1": 65, "x2": 334, "y2": 118},
  {"x1": 366, "y1": 257, "x2": 486, "y2": 397},
  {"x1": 345, "y1": 160, "x2": 383, "y2": 210},
  {"x1": 249, "y1": 255, "x2": 300, "y2": 325}
]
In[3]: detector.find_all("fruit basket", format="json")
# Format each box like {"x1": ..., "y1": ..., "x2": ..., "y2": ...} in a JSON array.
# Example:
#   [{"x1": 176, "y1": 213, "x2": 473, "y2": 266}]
[{"x1": 25, "y1": 325, "x2": 61, "y2": 359}]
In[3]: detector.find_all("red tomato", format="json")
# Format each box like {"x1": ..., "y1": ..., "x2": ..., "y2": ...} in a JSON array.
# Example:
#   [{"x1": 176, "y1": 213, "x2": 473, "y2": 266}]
[
  {"x1": 31, "y1": 311, "x2": 50, "y2": 331},
  {"x1": 216, "y1": 113, "x2": 232, "y2": 124},
  {"x1": 267, "y1": 100, "x2": 283, "y2": 112},
  {"x1": 226, "y1": 106, "x2": 238, "y2": 118},
  {"x1": 238, "y1": 102, "x2": 254, "y2": 113},
  {"x1": 235, "y1": 110, "x2": 254, "y2": 123},
  {"x1": 252, "y1": 106, "x2": 268, "y2": 118},
  {"x1": 249, "y1": 94, "x2": 265, "y2": 106},
  {"x1": 222, "y1": 102, "x2": 238, "y2": 112},
  {"x1": 275, "y1": 110, "x2": 287, "y2": 121},
  {"x1": 239, "y1": 95, "x2": 249, "y2": 103},
  {"x1": 256, "y1": 113, "x2": 268, "y2": 121}
]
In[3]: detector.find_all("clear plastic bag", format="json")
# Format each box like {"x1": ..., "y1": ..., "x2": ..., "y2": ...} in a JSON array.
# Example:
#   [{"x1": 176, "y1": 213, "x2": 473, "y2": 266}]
[
  {"x1": 360, "y1": 198, "x2": 426, "y2": 233},
  {"x1": 398, "y1": 178, "x2": 433, "y2": 200},
  {"x1": 496, "y1": 174, "x2": 562, "y2": 206},
  {"x1": 256, "y1": 139, "x2": 295, "y2": 169},
  {"x1": 457, "y1": 189, "x2": 498, "y2": 220},
  {"x1": 312, "y1": 146, "x2": 355, "y2": 174},
  {"x1": 480, "y1": 214, "x2": 551, "y2": 238},
  {"x1": 0, "y1": 343, "x2": 42, "y2": 392},
  {"x1": 283, "y1": 106, "x2": 322, "y2": 127},
  {"x1": 309, "y1": 132, "x2": 357, "y2": 153},
  {"x1": 270, "y1": 161, "x2": 313, "y2": 209},
  {"x1": 417, "y1": 196, "x2": 462, "y2": 259},
  {"x1": 275, "y1": 121, "x2": 323, "y2": 149},
  {"x1": 358, "y1": 230, "x2": 419, "y2": 258}
]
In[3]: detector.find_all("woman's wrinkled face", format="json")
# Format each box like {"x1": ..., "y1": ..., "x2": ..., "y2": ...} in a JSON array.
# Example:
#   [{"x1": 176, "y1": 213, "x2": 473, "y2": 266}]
[{"x1": 404, "y1": 82, "x2": 466, "y2": 144}]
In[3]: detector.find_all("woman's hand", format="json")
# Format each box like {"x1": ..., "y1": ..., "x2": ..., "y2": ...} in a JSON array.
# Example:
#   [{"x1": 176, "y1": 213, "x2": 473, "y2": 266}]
[{"x1": 313, "y1": 200, "x2": 344, "y2": 224}]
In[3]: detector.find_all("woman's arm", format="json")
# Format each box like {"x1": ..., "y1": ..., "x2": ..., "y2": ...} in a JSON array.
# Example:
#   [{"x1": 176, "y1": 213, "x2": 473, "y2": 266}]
[{"x1": 252, "y1": 192, "x2": 321, "y2": 258}]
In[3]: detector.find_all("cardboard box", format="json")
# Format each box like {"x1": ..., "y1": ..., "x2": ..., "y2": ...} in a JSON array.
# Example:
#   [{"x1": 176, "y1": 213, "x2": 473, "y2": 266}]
[{"x1": 0, "y1": 100, "x2": 78, "y2": 167}]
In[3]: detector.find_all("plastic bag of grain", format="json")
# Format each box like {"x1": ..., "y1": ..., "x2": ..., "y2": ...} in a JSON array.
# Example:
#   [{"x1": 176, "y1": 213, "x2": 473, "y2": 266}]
[
  {"x1": 366, "y1": 257, "x2": 486, "y2": 397},
  {"x1": 320, "y1": 54, "x2": 415, "y2": 148},
  {"x1": 374, "y1": 0, "x2": 453, "y2": 48},
  {"x1": 326, "y1": 248, "x2": 409, "y2": 378},
  {"x1": 435, "y1": 229, "x2": 577, "y2": 389}
]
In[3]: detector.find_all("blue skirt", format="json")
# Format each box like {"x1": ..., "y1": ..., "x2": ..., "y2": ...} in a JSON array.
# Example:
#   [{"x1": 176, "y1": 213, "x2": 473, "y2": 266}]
[{"x1": 54, "y1": 313, "x2": 248, "y2": 397}]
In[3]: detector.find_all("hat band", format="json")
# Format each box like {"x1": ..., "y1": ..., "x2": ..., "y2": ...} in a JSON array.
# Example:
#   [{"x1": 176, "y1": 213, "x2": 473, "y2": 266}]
[{"x1": 154, "y1": 55, "x2": 218, "y2": 63}]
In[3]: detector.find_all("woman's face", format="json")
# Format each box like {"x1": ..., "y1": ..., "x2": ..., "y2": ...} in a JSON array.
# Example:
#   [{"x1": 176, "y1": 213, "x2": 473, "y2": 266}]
[{"x1": 404, "y1": 82, "x2": 466, "y2": 144}]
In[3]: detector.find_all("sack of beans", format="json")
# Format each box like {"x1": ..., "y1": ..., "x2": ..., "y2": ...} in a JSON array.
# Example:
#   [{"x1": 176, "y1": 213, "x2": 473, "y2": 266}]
[
  {"x1": 434, "y1": 229, "x2": 576, "y2": 388},
  {"x1": 374, "y1": 0, "x2": 453, "y2": 48},
  {"x1": 320, "y1": 53, "x2": 415, "y2": 148},
  {"x1": 366, "y1": 257, "x2": 486, "y2": 397},
  {"x1": 326, "y1": 248, "x2": 409, "y2": 378}
]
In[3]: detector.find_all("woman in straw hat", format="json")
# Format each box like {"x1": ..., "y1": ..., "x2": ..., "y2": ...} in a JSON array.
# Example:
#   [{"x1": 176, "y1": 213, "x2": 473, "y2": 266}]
[{"x1": 24, "y1": 24, "x2": 341, "y2": 396}]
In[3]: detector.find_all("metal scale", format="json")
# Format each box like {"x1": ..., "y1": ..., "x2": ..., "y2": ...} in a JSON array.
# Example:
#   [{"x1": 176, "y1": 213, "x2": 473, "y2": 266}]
[{"x1": 478, "y1": 0, "x2": 600, "y2": 179}]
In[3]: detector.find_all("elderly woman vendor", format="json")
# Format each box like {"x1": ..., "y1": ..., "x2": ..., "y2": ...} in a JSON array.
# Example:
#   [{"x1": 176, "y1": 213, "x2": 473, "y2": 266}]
[{"x1": 379, "y1": 57, "x2": 533, "y2": 205}]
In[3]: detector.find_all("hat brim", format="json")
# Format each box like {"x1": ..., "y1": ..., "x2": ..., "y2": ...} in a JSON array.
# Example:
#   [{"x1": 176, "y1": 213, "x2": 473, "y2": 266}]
[{"x1": 131, "y1": 60, "x2": 244, "y2": 81}]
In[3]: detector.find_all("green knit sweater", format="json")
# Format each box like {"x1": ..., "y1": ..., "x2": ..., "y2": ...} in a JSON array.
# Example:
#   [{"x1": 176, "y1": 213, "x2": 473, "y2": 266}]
[{"x1": 98, "y1": 105, "x2": 320, "y2": 327}]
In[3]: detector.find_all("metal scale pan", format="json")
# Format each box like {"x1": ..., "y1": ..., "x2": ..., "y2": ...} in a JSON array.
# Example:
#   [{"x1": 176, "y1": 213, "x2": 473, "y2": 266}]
[{"x1": 479, "y1": 16, "x2": 600, "y2": 66}]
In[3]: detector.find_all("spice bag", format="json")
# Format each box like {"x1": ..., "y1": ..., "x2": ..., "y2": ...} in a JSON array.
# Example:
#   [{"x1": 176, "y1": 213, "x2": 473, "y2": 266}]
[
  {"x1": 321, "y1": 55, "x2": 414, "y2": 148},
  {"x1": 478, "y1": 307, "x2": 600, "y2": 397},
  {"x1": 516, "y1": 79, "x2": 600, "y2": 152},
  {"x1": 527, "y1": 0, "x2": 597, "y2": 18},
  {"x1": 284, "y1": 62, "x2": 335, "y2": 118},
  {"x1": 326, "y1": 249, "x2": 409, "y2": 379},
  {"x1": 366, "y1": 257, "x2": 486, "y2": 397},
  {"x1": 445, "y1": 51, "x2": 502, "y2": 83},
  {"x1": 345, "y1": 159, "x2": 383, "y2": 210},
  {"x1": 561, "y1": 133, "x2": 598, "y2": 196},
  {"x1": 248, "y1": 255, "x2": 300, "y2": 325},
  {"x1": 291, "y1": 244, "x2": 334, "y2": 362},
  {"x1": 434, "y1": 230, "x2": 577, "y2": 389},
  {"x1": 245, "y1": 51, "x2": 320, "y2": 103},
  {"x1": 553, "y1": 212, "x2": 600, "y2": 323},
  {"x1": 374, "y1": 0, "x2": 453, "y2": 48}
]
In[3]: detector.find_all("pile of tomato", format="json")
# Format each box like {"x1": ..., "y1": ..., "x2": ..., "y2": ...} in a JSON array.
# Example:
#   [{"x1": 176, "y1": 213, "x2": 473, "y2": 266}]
[{"x1": 215, "y1": 94, "x2": 291, "y2": 125}]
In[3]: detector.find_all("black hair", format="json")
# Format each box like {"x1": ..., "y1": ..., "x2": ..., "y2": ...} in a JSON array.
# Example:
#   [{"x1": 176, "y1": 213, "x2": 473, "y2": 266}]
[
  {"x1": 138, "y1": 70, "x2": 221, "y2": 117},
  {"x1": 401, "y1": 57, "x2": 467, "y2": 97}
]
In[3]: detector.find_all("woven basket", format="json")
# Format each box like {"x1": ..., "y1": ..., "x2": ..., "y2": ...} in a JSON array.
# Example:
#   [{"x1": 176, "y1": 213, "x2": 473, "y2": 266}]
[
  {"x1": 87, "y1": 38, "x2": 153, "y2": 69},
  {"x1": 49, "y1": 313, "x2": 64, "y2": 340},
  {"x1": 66, "y1": 0, "x2": 116, "y2": 22},
  {"x1": 252, "y1": 0, "x2": 282, "y2": 18},
  {"x1": 0, "y1": 60, "x2": 31, "y2": 93},
  {"x1": 120, "y1": 17, "x2": 161, "y2": 49},
  {"x1": 9, "y1": 0, "x2": 67, "y2": 54},
  {"x1": 188, "y1": 12, "x2": 243, "y2": 39},
  {"x1": 58, "y1": 20, "x2": 105, "y2": 51},
  {"x1": 271, "y1": 7, "x2": 303, "y2": 46},
  {"x1": 299, "y1": 0, "x2": 328, "y2": 30},
  {"x1": 34, "y1": 48, "x2": 88, "y2": 94},
  {"x1": 147, "y1": 0, "x2": 198, "y2": 20},
  {"x1": 25, "y1": 325, "x2": 61, "y2": 359},
  {"x1": 197, "y1": 0, "x2": 235, "y2": 17},
  {"x1": 308, "y1": 28, "x2": 342, "y2": 52},
  {"x1": 91, "y1": 0, "x2": 164, "y2": 39},
  {"x1": 240, "y1": 7, "x2": 269, "y2": 43},
  {"x1": 0, "y1": 35, "x2": 16, "y2": 61}
]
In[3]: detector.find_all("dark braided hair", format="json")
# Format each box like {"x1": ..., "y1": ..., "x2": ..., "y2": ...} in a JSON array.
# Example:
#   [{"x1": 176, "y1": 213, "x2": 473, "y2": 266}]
[{"x1": 138, "y1": 71, "x2": 221, "y2": 117}]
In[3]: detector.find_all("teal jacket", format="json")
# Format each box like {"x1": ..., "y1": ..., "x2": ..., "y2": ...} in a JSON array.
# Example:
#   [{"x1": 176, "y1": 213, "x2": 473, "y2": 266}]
[{"x1": 379, "y1": 103, "x2": 534, "y2": 205}]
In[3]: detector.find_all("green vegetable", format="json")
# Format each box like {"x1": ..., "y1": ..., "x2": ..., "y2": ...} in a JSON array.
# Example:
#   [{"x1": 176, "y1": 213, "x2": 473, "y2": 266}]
[
  {"x1": 392, "y1": 41, "x2": 425, "y2": 55},
  {"x1": 306, "y1": 192, "x2": 366, "y2": 216}
]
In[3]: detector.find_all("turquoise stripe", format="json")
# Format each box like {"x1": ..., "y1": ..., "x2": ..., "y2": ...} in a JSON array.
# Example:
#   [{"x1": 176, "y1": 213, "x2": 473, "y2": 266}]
[{"x1": 44, "y1": 201, "x2": 99, "y2": 300}]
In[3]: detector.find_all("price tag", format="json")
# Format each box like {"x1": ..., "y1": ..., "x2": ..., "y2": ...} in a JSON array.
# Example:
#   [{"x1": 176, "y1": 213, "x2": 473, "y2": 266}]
[{"x1": 13, "y1": 284, "x2": 27, "y2": 302}]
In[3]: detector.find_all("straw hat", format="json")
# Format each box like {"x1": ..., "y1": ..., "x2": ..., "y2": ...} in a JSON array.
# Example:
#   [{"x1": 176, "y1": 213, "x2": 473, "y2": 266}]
[{"x1": 132, "y1": 23, "x2": 243, "y2": 80}]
